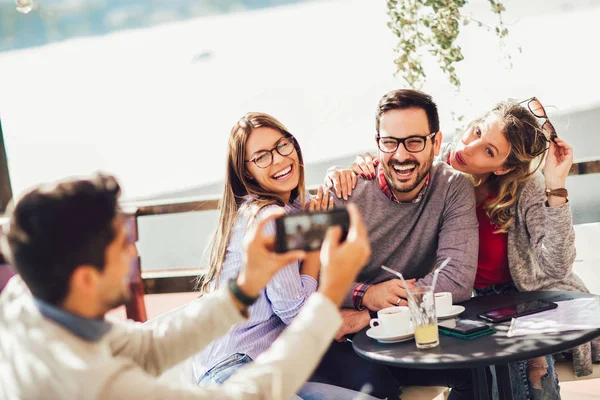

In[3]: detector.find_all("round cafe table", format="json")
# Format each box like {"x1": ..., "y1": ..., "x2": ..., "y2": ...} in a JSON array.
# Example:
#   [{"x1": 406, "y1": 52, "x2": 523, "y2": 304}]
[{"x1": 352, "y1": 291, "x2": 600, "y2": 400}]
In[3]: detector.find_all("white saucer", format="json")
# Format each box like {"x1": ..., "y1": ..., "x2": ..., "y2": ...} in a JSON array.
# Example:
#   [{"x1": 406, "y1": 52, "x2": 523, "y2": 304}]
[
  {"x1": 437, "y1": 305, "x2": 465, "y2": 320},
  {"x1": 366, "y1": 325, "x2": 414, "y2": 343}
]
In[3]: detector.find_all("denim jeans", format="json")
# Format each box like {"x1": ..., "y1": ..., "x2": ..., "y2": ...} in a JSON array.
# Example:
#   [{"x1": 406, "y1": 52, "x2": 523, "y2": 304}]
[
  {"x1": 197, "y1": 353, "x2": 251, "y2": 384},
  {"x1": 198, "y1": 352, "x2": 379, "y2": 399},
  {"x1": 474, "y1": 283, "x2": 561, "y2": 400},
  {"x1": 508, "y1": 356, "x2": 561, "y2": 400}
]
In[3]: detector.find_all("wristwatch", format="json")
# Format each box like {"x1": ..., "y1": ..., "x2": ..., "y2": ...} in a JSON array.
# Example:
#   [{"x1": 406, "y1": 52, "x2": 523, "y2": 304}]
[
  {"x1": 545, "y1": 188, "x2": 568, "y2": 198},
  {"x1": 228, "y1": 278, "x2": 260, "y2": 307}
]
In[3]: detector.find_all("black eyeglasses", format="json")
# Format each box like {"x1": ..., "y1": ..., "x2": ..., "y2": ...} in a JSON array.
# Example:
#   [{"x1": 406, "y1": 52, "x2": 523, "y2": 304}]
[
  {"x1": 519, "y1": 97, "x2": 558, "y2": 156},
  {"x1": 245, "y1": 137, "x2": 295, "y2": 169},
  {"x1": 376, "y1": 132, "x2": 436, "y2": 154}
]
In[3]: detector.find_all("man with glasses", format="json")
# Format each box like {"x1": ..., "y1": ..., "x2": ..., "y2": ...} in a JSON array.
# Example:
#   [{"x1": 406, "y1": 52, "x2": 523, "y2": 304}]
[{"x1": 310, "y1": 89, "x2": 479, "y2": 399}]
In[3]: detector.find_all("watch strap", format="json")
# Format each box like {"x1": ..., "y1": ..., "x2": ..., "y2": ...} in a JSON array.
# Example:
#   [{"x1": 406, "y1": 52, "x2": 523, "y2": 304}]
[
  {"x1": 228, "y1": 278, "x2": 259, "y2": 307},
  {"x1": 545, "y1": 188, "x2": 568, "y2": 198}
]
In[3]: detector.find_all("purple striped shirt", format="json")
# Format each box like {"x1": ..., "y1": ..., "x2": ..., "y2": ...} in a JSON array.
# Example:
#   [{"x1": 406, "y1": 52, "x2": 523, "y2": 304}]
[{"x1": 192, "y1": 197, "x2": 318, "y2": 381}]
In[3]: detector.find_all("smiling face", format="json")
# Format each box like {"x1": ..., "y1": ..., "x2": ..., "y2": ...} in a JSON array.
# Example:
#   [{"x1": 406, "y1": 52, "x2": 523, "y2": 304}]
[
  {"x1": 378, "y1": 108, "x2": 442, "y2": 201},
  {"x1": 450, "y1": 112, "x2": 512, "y2": 176},
  {"x1": 245, "y1": 127, "x2": 300, "y2": 203}
]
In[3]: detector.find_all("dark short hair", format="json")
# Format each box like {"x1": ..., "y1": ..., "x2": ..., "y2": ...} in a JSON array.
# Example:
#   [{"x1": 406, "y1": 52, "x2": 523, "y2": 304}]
[
  {"x1": 2, "y1": 173, "x2": 121, "y2": 305},
  {"x1": 375, "y1": 89, "x2": 440, "y2": 135}
]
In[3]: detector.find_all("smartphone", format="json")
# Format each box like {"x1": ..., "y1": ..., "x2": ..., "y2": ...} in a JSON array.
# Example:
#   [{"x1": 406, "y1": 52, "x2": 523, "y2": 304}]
[
  {"x1": 274, "y1": 208, "x2": 349, "y2": 253},
  {"x1": 478, "y1": 299, "x2": 558, "y2": 323},
  {"x1": 438, "y1": 319, "x2": 490, "y2": 335}
]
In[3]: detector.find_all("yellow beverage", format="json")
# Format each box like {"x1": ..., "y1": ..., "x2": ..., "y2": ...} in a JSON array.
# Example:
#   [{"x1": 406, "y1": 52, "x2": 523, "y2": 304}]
[{"x1": 414, "y1": 323, "x2": 439, "y2": 349}]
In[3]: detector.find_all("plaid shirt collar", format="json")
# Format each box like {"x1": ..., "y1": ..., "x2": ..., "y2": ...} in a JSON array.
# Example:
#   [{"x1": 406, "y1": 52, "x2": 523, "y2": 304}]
[{"x1": 377, "y1": 164, "x2": 430, "y2": 204}]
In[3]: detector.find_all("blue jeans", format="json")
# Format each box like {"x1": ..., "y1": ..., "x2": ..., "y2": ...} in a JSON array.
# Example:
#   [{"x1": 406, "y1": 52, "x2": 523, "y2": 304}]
[
  {"x1": 475, "y1": 283, "x2": 561, "y2": 400},
  {"x1": 198, "y1": 353, "x2": 253, "y2": 384},
  {"x1": 198, "y1": 352, "x2": 379, "y2": 399},
  {"x1": 508, "y1": 357, "x2": 560, "y2": 400}
]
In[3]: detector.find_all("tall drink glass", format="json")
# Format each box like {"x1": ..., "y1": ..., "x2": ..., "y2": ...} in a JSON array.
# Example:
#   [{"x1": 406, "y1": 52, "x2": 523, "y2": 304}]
[{"x1": 408, "y1": 286, "x2": 439, "y2": 349}]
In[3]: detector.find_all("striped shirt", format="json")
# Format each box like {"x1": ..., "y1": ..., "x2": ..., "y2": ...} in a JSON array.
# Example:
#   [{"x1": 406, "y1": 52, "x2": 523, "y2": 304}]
[{"x1": 192, "y1": 197, "x2": 318, "y2": 381}]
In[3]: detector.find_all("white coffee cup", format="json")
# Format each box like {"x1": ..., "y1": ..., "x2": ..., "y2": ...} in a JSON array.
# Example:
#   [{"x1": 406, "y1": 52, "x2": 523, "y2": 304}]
[
  {"x1": 369, "y1": 306, "x2": 411, "y2": 335},
  {"x1": 435, "y1": 292, "x2": 453, "y2": 315}
]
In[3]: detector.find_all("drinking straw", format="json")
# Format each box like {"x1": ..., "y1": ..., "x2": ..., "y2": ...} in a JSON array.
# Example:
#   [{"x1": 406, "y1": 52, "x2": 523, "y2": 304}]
[
  {"x1": 381, "y1": 265, "x2": 417, "y2": 305},
  {"x1": 431, "y1": 257, "x2": 452, "y2": 293}
]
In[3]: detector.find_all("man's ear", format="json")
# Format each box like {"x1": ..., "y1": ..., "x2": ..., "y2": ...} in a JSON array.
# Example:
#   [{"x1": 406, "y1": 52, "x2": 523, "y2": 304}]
[
  {"x1": 433, "y1": 131, "x2": 443, "y2": 156},
  {"x1": 70, "y1": 265, "x2": 100, "y2": 295}
]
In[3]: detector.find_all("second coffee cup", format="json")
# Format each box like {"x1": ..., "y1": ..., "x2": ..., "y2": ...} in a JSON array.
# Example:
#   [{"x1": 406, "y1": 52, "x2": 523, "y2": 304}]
[
  {"x1": 369, "y1": 306, "x2": 411, "y2": 335},
  {"x1": 435, "y1": 292, "x2": 453, "y2": 315}
]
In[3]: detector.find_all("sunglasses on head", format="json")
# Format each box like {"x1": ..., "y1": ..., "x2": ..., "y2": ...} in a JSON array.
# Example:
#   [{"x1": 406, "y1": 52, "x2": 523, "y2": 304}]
[{"x1": 518, "y1": 97, "x2": 558, "y2": 157}]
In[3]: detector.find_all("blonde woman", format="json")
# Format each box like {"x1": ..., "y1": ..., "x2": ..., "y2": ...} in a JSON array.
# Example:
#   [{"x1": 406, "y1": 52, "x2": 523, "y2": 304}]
[
  {"x1": 327, "y1": 98, "x2": 599, "y2": 399},
  {"x1": 194, "y1": 113, "x2": 376, "y2": 400}
]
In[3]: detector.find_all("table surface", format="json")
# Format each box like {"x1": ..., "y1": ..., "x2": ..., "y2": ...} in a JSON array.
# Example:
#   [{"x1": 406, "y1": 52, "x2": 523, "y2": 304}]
[{"x1": 353, "y1": 291, "x2": 600, "y2": 369}]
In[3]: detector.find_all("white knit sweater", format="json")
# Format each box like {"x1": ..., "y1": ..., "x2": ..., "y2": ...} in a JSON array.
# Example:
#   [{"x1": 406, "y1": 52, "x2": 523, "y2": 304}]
[{"x1": 0, "y1": 276, "x2": 342, "y2": 399}]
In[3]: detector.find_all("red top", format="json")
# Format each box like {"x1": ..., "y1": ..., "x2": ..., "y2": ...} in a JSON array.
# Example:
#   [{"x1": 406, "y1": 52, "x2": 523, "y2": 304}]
[
  {"x1": 446, "y1": 152, "x2": 512, "y2": 288},
  {"x1": 474, "y1": 197, "x2": 512, "y2": 289}
]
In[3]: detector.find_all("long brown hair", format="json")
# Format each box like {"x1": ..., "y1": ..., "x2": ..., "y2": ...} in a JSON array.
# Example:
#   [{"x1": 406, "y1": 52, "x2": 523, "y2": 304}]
[
  {"x1": 473, "y1": 102, "x2": 548, "y2": 232},
  {"x1": 196, "y1": 112, "x2": 307, "y2": 294}
]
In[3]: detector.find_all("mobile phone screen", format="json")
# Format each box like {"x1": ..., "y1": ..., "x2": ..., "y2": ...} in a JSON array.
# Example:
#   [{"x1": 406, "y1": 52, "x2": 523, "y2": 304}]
[
  {"x1": 479, "y1": 299, "x2": 557, "y2": 322},
  {"x1": 274, "y1": 208, "x2": 349, "y2": 253},
  {"x1": 483, "y1": 305, "x2": 518, "y2": 320}
]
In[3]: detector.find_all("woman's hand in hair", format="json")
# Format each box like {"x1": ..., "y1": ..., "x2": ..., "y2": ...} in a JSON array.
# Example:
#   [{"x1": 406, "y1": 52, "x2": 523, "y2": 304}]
[
  {"x1": 238, "y1": 209, "x2": 306, "y2": 298},
  {"x1": 544, "y1": 138, "x2": 573, "y2": 191},
  {"x1": 308, "y1": 185, "x2": 334, "y2": 211},
  {"x1": 318, "y1": 204, "x2": 371, "y2": 307}
]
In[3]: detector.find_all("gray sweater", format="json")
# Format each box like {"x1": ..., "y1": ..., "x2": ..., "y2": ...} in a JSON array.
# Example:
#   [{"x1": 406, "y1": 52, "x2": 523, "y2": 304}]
[
  {"x1": 334, "y1": 162, "x2": 479, "y2": 307},
  {"x1": 508, "y1": 172, "x2": 584, "y2": 292},
  {"x1": 508, "y1": 172, "x2": 599, "y2": 376}
]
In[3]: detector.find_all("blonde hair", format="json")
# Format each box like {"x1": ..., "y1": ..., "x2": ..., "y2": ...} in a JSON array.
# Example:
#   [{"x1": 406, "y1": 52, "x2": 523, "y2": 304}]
[
  {"x1": 472, "y1": 102, "x2": 548, "y2": 233},
  {"x1": 196, "y1": 112, "x2": 307, "y2": 294}
]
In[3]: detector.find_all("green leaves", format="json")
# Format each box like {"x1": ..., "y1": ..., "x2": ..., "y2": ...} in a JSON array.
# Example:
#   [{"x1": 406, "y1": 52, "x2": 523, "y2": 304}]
[{"x1": 387, "y1": 0, "x2": 508, "y2": 90}]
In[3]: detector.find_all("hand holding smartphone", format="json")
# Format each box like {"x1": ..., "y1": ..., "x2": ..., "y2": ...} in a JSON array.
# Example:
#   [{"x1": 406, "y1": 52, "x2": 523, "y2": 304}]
[{"x1": 274, "y1": 208, "x2": 349, "y2": 253}]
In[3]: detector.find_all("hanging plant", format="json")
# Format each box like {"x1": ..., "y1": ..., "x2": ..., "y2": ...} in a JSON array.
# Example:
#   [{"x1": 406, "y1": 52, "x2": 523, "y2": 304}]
[{"x1": 387, "y1": 0, "x2": 510, "y2": 90}]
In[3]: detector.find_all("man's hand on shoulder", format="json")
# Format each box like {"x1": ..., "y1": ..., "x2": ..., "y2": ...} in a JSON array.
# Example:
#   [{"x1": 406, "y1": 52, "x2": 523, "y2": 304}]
[
  {"x1": 334, "y1": 309, "x2": 370, "y2": 342},
  {"x1": 363, "y1": 278, "x2": 416, "y2": 311}
]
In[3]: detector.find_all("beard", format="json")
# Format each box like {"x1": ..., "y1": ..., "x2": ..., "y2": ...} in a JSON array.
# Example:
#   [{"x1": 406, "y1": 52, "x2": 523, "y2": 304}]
[
  {"x1": 105, "y1": 290, "x2": 131, "y2": 311},
  {"x1": 383, "y1": 153, "x2": 434, "y2": 194},
  {"x1": 99, "y1": 279, "x2": 132, "y2": 317}
]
